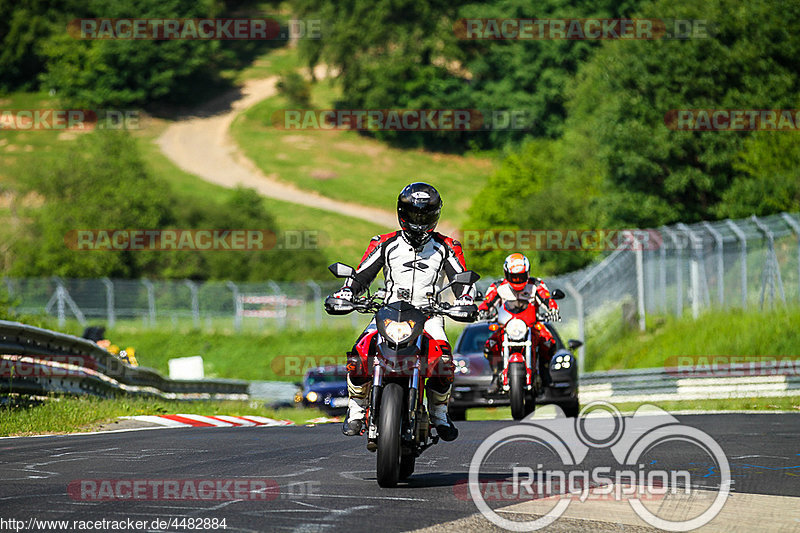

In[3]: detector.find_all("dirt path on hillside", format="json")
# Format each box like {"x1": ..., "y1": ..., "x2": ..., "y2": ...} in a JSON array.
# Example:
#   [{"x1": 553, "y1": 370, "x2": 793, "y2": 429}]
[{"x1": 156, "y1": 74, "x2": 398, "y2": 229}]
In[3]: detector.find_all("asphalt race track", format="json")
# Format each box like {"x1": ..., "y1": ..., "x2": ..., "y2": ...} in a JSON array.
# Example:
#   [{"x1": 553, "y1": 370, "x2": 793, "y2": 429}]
[{"x1": 1, "y1": 413, "x2": 798, "y2": 532}]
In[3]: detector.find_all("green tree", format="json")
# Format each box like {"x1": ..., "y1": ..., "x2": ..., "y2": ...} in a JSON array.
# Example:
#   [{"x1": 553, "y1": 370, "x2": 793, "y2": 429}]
[{"x1": 565, "y1": 0, "x2": 800, "y2": 227}]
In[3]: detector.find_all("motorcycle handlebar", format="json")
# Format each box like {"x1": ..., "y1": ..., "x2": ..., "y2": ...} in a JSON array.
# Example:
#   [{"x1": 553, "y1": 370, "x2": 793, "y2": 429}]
[{"x1": 324, "y1": 296, "x2": 478, "y2": 321}]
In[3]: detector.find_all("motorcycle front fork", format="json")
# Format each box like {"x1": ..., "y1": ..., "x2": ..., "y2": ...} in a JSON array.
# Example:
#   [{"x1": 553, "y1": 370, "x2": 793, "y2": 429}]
[{"x1": 367, "y1": 358, "x2": 425, "y2": 449}]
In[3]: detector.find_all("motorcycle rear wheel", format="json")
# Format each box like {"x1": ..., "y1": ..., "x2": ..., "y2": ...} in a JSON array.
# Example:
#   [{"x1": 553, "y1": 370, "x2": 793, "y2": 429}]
[
  {"x1": 509, "y1": 362, "x2": 526, "y2": 420},
  {"x1": 377, "y1": 383, "x2": 403, "y2": 487}
]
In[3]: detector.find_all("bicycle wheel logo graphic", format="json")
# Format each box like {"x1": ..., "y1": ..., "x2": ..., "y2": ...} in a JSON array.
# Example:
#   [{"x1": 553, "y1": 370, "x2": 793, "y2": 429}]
[{"x1": 468, "y1": 402, "x2": 731, "y2": 531}]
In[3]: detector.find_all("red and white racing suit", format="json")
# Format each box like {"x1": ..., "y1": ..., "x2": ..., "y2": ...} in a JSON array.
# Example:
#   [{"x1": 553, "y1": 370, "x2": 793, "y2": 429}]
[{"x1": 343, "y1": 230, "x2": 472, "y2": 383}]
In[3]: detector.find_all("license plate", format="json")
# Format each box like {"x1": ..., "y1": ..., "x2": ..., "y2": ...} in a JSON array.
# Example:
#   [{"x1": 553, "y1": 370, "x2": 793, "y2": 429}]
[{"x1": 330, "y1": 397, "x2": 348, "y2": 408}]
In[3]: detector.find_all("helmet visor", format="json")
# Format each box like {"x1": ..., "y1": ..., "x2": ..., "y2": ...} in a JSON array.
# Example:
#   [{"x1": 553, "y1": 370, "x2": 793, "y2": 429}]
[
  {"x1": 506, "y1": 271, "x2": 528, "y2": 285},
  {"x1": 399, "y1": 205, "x2": 440, "y2": 227}
]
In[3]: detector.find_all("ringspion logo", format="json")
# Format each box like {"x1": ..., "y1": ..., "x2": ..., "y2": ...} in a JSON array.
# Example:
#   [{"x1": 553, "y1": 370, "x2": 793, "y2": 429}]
[{"x1": 468, "y1": 402, "x2": 730, "y2": 531}]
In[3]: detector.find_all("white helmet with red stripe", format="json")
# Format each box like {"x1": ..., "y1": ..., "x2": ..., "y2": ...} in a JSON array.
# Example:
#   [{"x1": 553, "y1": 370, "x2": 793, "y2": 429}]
[{"x1": 503, "y1": 253, "x2": 530, "y2": 291}]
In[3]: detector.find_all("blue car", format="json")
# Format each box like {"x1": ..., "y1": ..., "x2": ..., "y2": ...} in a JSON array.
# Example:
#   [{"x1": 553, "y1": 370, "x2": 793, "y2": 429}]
[{"x1": 294, "y1": 365, "x2": 349, "y2": 414}]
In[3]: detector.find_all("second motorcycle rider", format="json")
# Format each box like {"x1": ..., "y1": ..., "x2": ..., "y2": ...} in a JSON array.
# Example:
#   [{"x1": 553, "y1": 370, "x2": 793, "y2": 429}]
[{"x1": 331, "y1": 182, "x2": 474, "y2": 442}]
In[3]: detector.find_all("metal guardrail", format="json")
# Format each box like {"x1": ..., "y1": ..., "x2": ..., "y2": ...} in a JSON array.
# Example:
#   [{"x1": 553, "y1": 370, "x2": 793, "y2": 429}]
[
  {"x1": 0, "y1": 320, "x2": 248, "y2": 400},
  {"x1": 579, "y1": 365, "x2": 800, "y2": 403}
]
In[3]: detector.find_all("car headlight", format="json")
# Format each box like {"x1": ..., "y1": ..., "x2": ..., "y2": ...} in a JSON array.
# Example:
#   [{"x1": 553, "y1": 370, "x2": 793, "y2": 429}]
[
  {"x1": 552, "y1": 354, "x2": 571, "y2": 371},
  {"x1": 505, "y1": 318, "x2": 528, "y2": 341},
  {"x1": 383, "y1": 319, "x2": 414, "y2": 344},
  {"x1": 306, "y1": 391, "x2": 318, "y2": 402}
]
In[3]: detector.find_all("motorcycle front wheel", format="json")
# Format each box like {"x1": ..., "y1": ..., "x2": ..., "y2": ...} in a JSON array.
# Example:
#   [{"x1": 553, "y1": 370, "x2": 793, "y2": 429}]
[
  {"x1": 377, "y1": 383, "x2": 403, "y2": 487},
  {"x1": 509, "y1": 362, "x2": 526, "y2": 420}
]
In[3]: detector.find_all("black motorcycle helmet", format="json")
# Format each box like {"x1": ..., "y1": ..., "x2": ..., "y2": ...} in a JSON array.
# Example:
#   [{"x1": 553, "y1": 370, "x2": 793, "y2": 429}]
[{"x1": 397, "y1": 182, "x2": 442, "y2": 248}]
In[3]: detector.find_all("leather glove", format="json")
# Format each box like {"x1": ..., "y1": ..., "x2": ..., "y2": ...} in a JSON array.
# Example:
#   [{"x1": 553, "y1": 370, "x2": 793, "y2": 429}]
[
  {"x1": 453, "y1": 294, "x2": 474, "y2": 307},
  {"x1": 332, "y1": 287, "x2": 353, "y2": 301},
  {"x1": 545, "y1": 308, "x2": 561, "y2": 322}
]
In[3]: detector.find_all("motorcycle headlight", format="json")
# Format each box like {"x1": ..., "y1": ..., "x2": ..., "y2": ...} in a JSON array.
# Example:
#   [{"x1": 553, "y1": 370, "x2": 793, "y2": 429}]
[
  {"x1": 383, "y1": 319, "x2": 414, "y2": 344},
  {"x1": 505, "y1": 318, "x2": 528, "y2": 341},
  {"x1": 306, "y1": 391, "x2": 318, "y2": 403}
]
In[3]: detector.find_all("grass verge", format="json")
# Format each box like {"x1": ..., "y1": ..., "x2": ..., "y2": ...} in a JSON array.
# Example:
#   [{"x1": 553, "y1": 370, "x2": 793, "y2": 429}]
[
  {"x1": 0, "y1": 396, "x2": 326, "y2": 437},
  {"x1": 586, "y1": 305, "x2": 800, "y2": 372}
]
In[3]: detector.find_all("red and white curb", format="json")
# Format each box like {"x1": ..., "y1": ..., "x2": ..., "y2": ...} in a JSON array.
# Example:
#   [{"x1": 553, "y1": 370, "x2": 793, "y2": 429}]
[{"x1": 120, "y1": 415, "x2": 294, "y2": 428}]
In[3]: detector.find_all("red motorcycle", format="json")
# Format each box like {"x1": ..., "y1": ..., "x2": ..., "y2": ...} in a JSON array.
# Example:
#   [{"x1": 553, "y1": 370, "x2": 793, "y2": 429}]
[
  {"x1": 484, "y1": 284, "x2": 566, "y2": 420},
  {"x1": 325, "y1": 262, "x2": 479, "y2": 487}
]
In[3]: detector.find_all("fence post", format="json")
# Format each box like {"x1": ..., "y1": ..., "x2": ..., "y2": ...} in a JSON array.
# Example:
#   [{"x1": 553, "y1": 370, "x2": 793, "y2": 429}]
[
  {"x1": 659, "y1": 227, "x2": 667, "y2": 313},
  {"x1": 306, "y1": 280, "x2": 323, "y2": 328},
  {"x1": 751, "y1": 215, "x2": 785, "y2": 308},
  {"x1": 101, "y1": 278, "x2": 116, "y2": 329},
  {"x1": 781, "y1": 213, "x2": 800, "y2": 303},
  {"x1": 268, "y1": 281, "x2": 286, "y2": 328},
  {"x1": 725, "y1": 219, "x2": 748, "y2": 308},
  {"x1": 662, "y1": 226, "x2": 683, "y2": 316},
  {"x1": 226, "y1": 281, "x2": 242, "y2": 332},
  {"x1": 677, "y1": 223, "x2": 708, "y2": 319},
  {"x1": 564, "y1": 281, "x2": 585, "y2": 375},
  {"x1": 702, "y1": 221, "x2": 725, "y2": 307},
  {"x1": 141, "y1": 279, "x2": 156, "y2": 326},
  {"x1": 46, "y1": 277, "x2": 87, "y2": 328},
  {"x1": 184, "y1": 280, "x2": 200, "y2": 328},
  {"x1": 634, "y1": 245, "x2": 646, "y2": 331}
]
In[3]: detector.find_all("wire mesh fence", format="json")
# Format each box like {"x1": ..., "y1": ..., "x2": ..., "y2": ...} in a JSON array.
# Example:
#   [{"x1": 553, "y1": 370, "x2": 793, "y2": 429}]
[
  {"x1": 4, "y1": 212, "x2": 798, "y2": 367},
  {"x1": 546, "y1": 212, "x2": 800, "y2": 373}
]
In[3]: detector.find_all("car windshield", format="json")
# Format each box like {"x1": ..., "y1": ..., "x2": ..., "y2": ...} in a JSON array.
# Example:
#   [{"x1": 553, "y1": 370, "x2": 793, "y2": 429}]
[
  {"x1": 456, "y1": 322, "x2": 566, "y2": 354},
  {"x1": 455, "y1": 323, "x2": 492, "y2": 354},
  {"x1": 306, "y1": 373, "x2": 344, "y2": 386}
]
